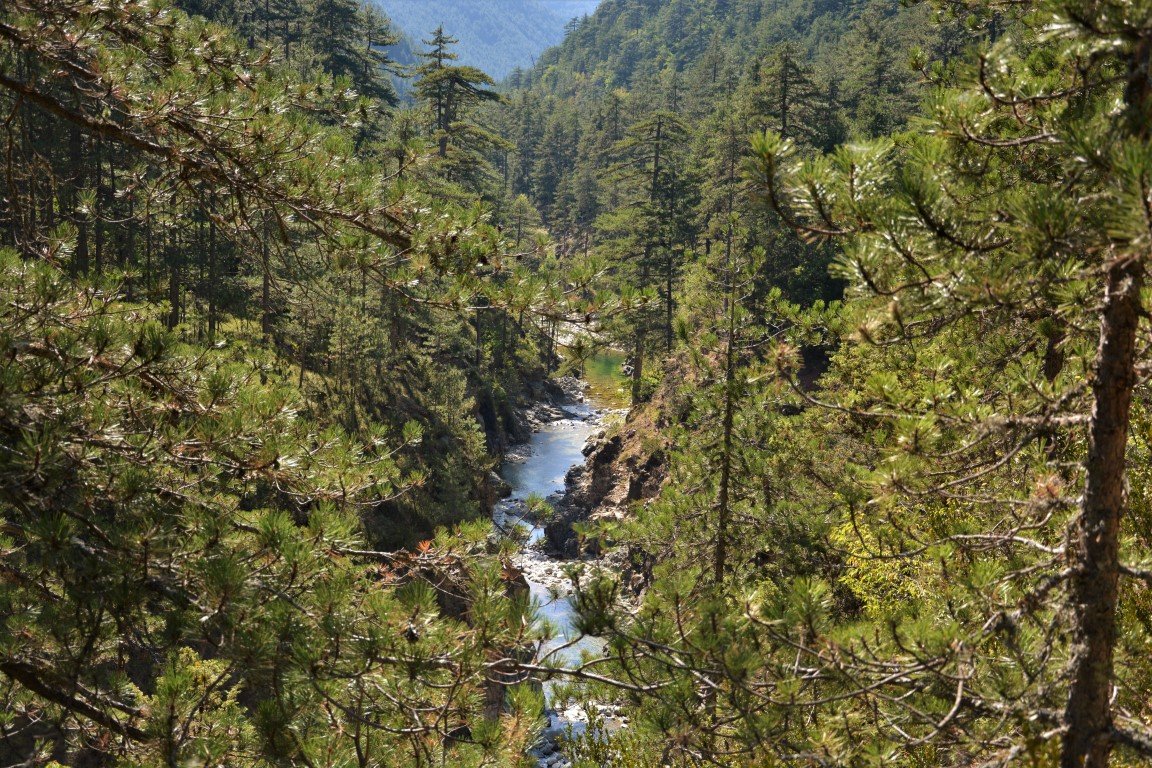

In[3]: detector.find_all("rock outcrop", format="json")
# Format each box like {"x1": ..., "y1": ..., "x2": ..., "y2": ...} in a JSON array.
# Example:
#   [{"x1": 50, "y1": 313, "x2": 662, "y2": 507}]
[{"x1": 544, "y1": 422, "x2": 666, "y2": 558}]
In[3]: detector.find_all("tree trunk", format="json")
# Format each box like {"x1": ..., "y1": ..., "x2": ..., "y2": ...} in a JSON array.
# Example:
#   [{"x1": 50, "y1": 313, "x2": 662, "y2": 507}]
[
  {"x1": 631, "y1": 262, "x2": 648, "y2": 405},
  {"x1": 207, "y1": 207, "x2": 218, "y2": 341},
  {"x1": 1061, "y1": 35, "x2": 1152, "y2": 768},
  {"x1": 261, "y1": 226, "x2": 272, "y2": 342},
  {"x1": 496, "y1": 311, "x2": 507, "y2": 370},
  {"x1": 93, "y1": 136, "x2": 104, "y2": 274},
  {"x1": 630, "y1": 323, "x2": 644, "y2": 406},
  {"x1": 144, "y1": 207, "x2": 153, "y2": 297},
  {"x1": 262, "y1": 265, "x2": 272, "y2": 342},
  {"x1": 72, "y1": 128, "x2": 89, "y2": 275},
  {"x1": 780, "y1": 52, "x2": 789, "y2": 137},
  {"x1": 1059, "y1": 253, "x2": 1142, "y2": 768},
  {"x1": 714, "y1": 282, "x2": 737, "y2": 584},
  {"x1": 167, "y1": 247, "x2": 180, "y2": 330},
  {"x1": 665, "y1": 250, "x2": 674, "y2": 350},
  {"x1": 1061, "y1": 255, "x2": 1143, "y2": 768}
]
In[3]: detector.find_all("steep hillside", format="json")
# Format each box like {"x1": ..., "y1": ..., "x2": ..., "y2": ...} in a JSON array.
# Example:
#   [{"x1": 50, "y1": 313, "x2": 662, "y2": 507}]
[
  {"x1": 492, "y1": 0, "x2": 978, "y2": 568},
  {"x1": 500, "y1": 0, "x2": 972, "y2": 219},
  {"x1": 9, "y1": 0, "x2": 1152, "y2": 766},
  {"x1": 522, "y1": 0, "x2": 951, "y2": 94},
  {"x1": 493, "y1": 0, "x2": 974, "y2": 321}
]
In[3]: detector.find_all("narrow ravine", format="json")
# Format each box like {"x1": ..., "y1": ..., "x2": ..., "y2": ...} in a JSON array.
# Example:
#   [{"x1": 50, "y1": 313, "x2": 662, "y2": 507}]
[{"x1": 493, "y1": 357, "x2": 628, "y2": 766}]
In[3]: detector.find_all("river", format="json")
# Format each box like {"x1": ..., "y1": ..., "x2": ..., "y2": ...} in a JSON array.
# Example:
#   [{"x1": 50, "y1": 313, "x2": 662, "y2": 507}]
[{"x1": 493, "y1": 355, "x2": 627, "y2": 765}]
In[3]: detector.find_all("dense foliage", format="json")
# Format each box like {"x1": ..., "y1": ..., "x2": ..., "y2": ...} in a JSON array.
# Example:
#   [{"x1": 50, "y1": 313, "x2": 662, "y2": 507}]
[
  {"x1": 490, "y1": 0, "x2": 980, "y2": 406},
  {"x1": 501, "y1": 0, "x2": 1152, "y2": 767},
  {"x1": 9, "y1": 0, "x2": 1152, "y2": 765}
]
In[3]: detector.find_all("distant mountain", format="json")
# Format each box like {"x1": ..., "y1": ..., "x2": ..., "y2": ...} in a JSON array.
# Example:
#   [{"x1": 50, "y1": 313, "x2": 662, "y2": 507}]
[
  {"x1": 543, "y1": 0, "x2": 601, "y2": 19},
  {"x1": 378, "y1": 0, "x2": 601, "y2": 80}
]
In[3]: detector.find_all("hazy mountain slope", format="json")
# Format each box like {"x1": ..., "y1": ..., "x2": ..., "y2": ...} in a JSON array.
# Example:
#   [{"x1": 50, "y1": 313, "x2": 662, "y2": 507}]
[
  {"x1": 546, "y1": 0, "x2": 601, "y2": 19},
  {"x1": 520, "y1": 0, "x2": 957, "y2": 100},
  {"x1": 379, "y1": 0, "x2": 594, "y2": 78}
]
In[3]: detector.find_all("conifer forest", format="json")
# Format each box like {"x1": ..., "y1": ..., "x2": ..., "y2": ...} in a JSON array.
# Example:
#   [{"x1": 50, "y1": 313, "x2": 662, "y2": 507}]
[{"x1": 6, "y1": 0, "x2": 1152, "y2": 766}]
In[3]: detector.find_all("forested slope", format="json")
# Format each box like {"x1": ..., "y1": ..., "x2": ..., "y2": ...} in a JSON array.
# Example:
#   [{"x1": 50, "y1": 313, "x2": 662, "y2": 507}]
[
  {"x1": 500, "y1": 0, "x2": 973, "y2": 228},
  {"x1": 8, "y1": 0, "x2": 1152, "y2": 766},
  {"x1": 493, "y1": 0, "x2": 974, "y2": 384}
]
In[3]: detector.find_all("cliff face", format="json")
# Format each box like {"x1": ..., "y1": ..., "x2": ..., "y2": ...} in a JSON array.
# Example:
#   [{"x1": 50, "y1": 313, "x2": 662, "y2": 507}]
[
  {"x1": 543, "y1": 350, "x2": 714, "y2": 558},
  {"x1": 475, "y1": 375, "x2": 572, "y2": 459}
]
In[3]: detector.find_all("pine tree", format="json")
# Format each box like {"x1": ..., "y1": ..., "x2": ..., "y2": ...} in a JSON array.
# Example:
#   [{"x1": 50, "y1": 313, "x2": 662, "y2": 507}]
[
  {"x1": 746, "y1": 43, "x2": 838, "y2": 150},
  {"x1": 598, "y1": 109, "x2": 698, "y2": 402},
  {"x1": 834, "y1": 4, "x2": 918, "y2": 138},
  {"x1": 748, "y1": 0, "x2": 1152, "y2": 763},
  {"x1": 0, "y1": 2, "x2": 578, "y2": 764},
  {"x1": 414, "y1": 25, "x2": 504, "y2": 187},
  {"x1": 305, "y1": 0, "x2": 398, "y2": 107}
]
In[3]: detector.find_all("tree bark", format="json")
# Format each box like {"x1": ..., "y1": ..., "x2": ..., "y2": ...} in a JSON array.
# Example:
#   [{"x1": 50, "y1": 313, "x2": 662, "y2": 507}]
[
  {"x1": 665, "y1": 249, "x2": 674, "y2": 351},
  {"x1": 93, "y1": 135, "x2": 104, "y2": 274},
  {"x1": 1061, "y1": 254, "x2": 1143, "y2": 768},
  {"x1": 207, "y1": 205, "x2": 218, "y2": 341},
  {"x1": 166, "y1": 246, "x2": 180, "y2": 330},
  {"x1": 261, "y1": 223, "x2": 272, "y2": 342},
  {"x1": 631, "y1": 261, "x2": 648, "y2": 405}
]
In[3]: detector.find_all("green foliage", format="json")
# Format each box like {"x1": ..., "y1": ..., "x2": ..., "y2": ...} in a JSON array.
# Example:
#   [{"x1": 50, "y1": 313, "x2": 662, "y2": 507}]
[
  {"x1": 0, "y1": 0, "x2": 607, "y2": 763},
  {"x1": 17, "y1": 0, "x2": 1152, "y2": 765},
  {"x1": 0, "y1": 251, "x2": 546, "y2": 765},
  {"x1": 0, "y1": 0, "x2": 608, "y2": 549},
  {"x1": 490, "y1": 0, "x2": 960, "y2": 405},
  {"x1": 415, "y1": 26, "x2": 509, "y2": 194},
  {"x1": 547, "y1": 0, "x2": 1152, "y2": 765}
]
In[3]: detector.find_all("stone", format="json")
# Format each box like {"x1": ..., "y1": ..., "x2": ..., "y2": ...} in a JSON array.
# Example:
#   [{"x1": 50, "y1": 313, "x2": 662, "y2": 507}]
[{"x1": 488, "y1": 470, "x2": 512, "y2": 499}]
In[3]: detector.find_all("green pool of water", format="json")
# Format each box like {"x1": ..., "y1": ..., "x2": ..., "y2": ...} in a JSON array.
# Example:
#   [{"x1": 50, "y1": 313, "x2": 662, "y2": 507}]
[{"x1": 578, "y1": 350, "x2": 629, "y2": 409}]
